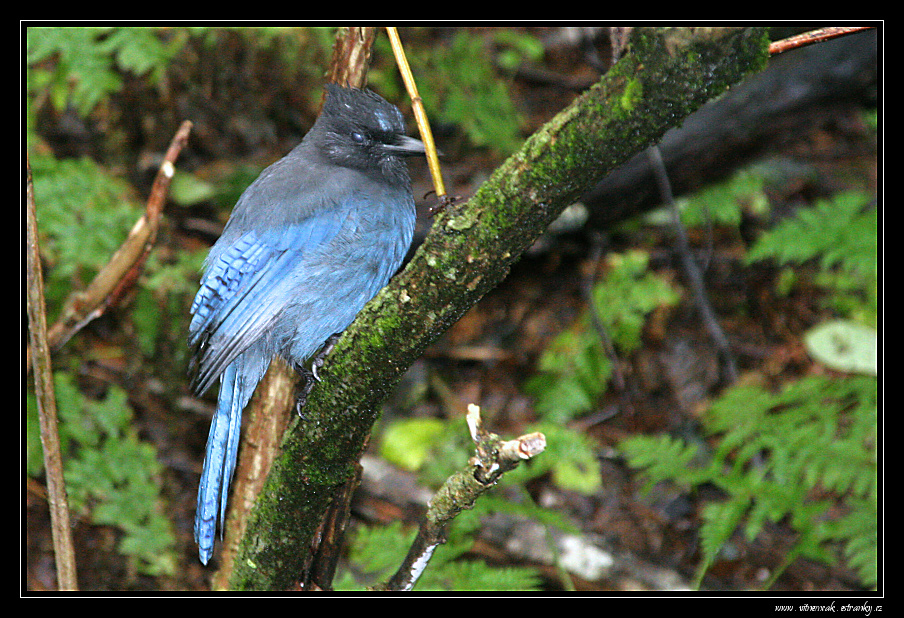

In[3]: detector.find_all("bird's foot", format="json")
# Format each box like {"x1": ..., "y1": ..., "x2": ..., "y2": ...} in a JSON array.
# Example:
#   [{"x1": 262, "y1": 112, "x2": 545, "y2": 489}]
[{"x1": 293, "y1": 333, "x2": 342, "y2": 416}]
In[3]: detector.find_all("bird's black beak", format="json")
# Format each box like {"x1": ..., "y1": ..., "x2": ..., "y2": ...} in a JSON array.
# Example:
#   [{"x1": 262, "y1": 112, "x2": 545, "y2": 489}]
[{"x1": 385, "y1": 134, "x2": 427, "y2": 157}]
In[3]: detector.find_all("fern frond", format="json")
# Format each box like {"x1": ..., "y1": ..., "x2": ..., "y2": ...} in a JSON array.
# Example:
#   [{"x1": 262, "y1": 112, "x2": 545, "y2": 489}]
[
  {"x1": 746, "y1": 190, "x2": 876, "y2": 278},
  {"x1": 622, "y1": 374, "x2": 877, "y2": 589}
]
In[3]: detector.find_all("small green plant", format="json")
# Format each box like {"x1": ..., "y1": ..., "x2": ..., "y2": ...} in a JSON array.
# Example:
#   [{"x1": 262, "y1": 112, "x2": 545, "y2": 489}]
[
  {"x1": 621, "y1": 374, "x2": 877, "y2": 589},
  {"x1": 337, "y1": 516, "x2": 543, "y2": 591},
  {"x1": 636, "y1": 164, "x2": 771, "y2": 231},
  {"x1": 525, "y1": 249, "x2": 680, "y2": 425},
  {"x1": 27, "y1": 26, "x2": 186, "y2": 118},
  {"x1": 746, "y1": 190, "x2": 876, "y2": 279},
  {"x1": 679, "y1": 166, "x2": 770, "y2": 228},
  {"x1": 27, "y1": 373, "x2": 177, "y2": 577},
  {"x1": 413, "y1": 29, "x2": 528, "y2": 156},
  {"x1": 746, "y1": 190, "x2": 877, "y2": 327}
]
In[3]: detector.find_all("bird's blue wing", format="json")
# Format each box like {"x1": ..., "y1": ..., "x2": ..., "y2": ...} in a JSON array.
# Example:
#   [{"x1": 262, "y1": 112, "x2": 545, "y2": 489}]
[{"x1": 188, "y1": 208, "x2": 349, "y2": 395}]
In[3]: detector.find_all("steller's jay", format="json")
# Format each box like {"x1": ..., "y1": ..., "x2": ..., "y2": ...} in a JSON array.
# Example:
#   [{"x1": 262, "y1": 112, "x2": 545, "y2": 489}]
[{"x1": 188, "y1": 84, "x2": 425, "y2": 564}]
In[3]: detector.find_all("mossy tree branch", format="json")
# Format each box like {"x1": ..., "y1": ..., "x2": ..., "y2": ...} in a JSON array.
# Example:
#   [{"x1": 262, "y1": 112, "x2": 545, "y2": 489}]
[{"x1": 228, "y1": 26, "x2": 771, "y2": 591}]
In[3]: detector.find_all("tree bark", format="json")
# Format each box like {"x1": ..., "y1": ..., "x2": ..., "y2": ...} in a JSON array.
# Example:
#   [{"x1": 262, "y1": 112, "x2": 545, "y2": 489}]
[{"x1": 227, "y1": 26, "x2": 771, "y2": 591}]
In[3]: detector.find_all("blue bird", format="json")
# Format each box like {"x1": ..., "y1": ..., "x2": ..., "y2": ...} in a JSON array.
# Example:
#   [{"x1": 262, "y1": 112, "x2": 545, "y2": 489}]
[{"x1": 188, "y1": 84, "x2": 425, "y2": 564}]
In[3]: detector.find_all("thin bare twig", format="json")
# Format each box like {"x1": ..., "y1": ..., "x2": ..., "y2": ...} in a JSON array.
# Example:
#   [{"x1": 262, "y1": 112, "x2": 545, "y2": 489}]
[
  {"x1": 26, "y1": 157, "x2": 78, "y2": 591},
  {"x1": 647, "y1": 145, "x2": 738, "y2": 384},
  {"x1": 37, "y1": 120, "x2": 193, "y2": 358},
  {"x1": 769, "y1": 26, "x2": 874, "y2": 55}
]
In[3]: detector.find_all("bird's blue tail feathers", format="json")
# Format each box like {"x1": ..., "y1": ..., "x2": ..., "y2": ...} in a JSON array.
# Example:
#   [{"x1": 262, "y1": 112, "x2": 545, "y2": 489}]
[{"x1": 194, "y1": 361, "x2": 251, "y2": 565}]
